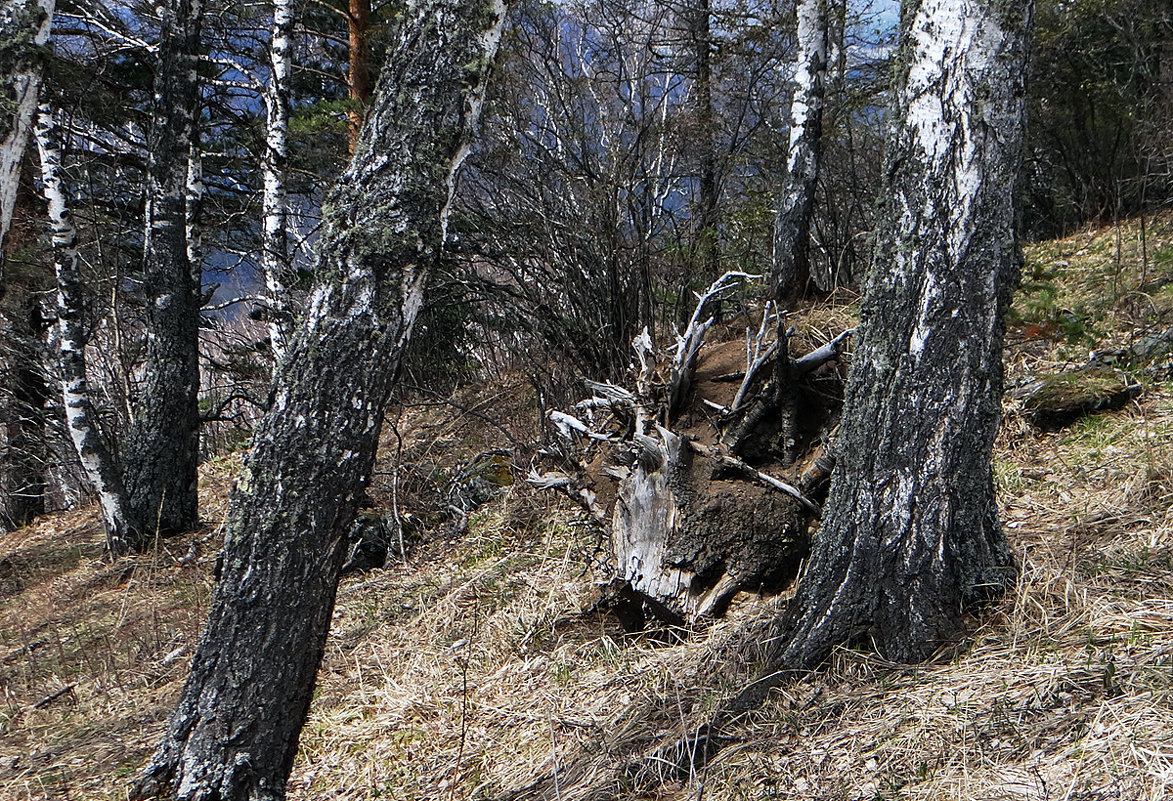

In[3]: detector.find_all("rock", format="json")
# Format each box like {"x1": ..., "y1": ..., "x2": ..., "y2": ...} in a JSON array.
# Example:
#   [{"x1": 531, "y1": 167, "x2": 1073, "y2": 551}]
[{"x1": 341, "y1": 513, "x2": 392, "y2": 574}]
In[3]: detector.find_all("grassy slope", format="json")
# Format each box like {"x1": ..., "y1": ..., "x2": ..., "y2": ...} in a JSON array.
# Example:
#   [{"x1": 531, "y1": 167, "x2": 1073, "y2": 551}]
[{"x1": 3, "y1": 212, "x2": 1173, "y2": 801}]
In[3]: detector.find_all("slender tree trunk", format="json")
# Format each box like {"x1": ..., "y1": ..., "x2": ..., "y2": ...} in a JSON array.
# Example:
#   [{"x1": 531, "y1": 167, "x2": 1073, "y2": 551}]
[
  {"x1": 346, "y1": 0, "x2": 372, "y2": 153},
  {"x1": 262, "y1": 0, "x2": 294, "y2": 362},
  {"x1": 0, "y1": 1, "x2": 53, "y2": 528},
  {"x1": 777, "y1": 0, "x2": 1033, "y2": 667},
  {"x1": 35, "y1": 104, "x2": 135, "y2": 553},
  {"x1": 691, "y1": 0, "x2": 718, "y2": 287},
  {"x1": 0, "y1": 289, "x2": 48, "y2": 530},
  {"x1": 133, "y1": 1, "x2": 507, "y2": 797},
  {"x1": 0, "y1": 0, "x2": 52, "y2": 295},
  {"x1": 771, "y1": 0, "x2": 828, "y2": 305},
  {"x1": 120, "y1": 0, "x2": 203, "y2": 543}
]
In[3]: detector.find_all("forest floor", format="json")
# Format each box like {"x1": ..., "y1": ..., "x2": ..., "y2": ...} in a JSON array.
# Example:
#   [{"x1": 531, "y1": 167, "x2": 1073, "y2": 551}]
[{"x1": 3, "y1": 212, "x2": 1173, "y2": 800}]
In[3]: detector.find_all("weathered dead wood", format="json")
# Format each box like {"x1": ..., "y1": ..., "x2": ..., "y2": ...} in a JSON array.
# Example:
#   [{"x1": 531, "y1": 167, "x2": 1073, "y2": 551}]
[
  {"x1": 526, "y1": 468, "x2": 610, "y2": 526},
  {"x1": 730, "y1": 301, "x2": 782, "y2": 413},
  {"x1": 1014, "y1": 367, "x2": 1142, "y2": 430},
  {"x1": 533, "y1": 273, "x2": 847, "y2": 625},
  {"x1": 793, "y1": 327, "x2": 853, "y2": 375},
  {"x1": 669, "y1": 272, "x2": 761, "y2": 417},
  {"x1": 31, "y1": 684, "x2": 75, "y2": 710}
]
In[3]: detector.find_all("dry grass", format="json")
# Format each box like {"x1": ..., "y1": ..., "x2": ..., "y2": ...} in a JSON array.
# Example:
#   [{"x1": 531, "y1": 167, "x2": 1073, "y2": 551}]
[
  {"x1": 4, "y1": 215, "x2": 1173, "y2": 800},
  {"x1": 0, "y1": 459, "x2": 235, "y2": 800}
]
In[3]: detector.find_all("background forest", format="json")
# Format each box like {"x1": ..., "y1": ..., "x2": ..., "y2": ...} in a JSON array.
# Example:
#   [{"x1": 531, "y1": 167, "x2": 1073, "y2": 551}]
[{"x1": 1, "y1": 0, "x2": 1172, "y2": 799}]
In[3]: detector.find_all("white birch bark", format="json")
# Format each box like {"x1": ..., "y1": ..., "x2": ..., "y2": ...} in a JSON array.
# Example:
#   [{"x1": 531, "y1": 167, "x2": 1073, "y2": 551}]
[
  {"x1": 771, "y1": 0, "x2": 829, "y2": 302},
  {"x1": 261, "y1": 0, "x2": 294, "y2": 361},
  {"x1": 778, "y1": 0, "x2": 1034, "y2": 667},
  {"x1": 0, "y1": 0, "x2": 53, "y2": 287},
  {"x1": 185, "y1": 137, "x2": 203, "y2": 285},
  {"x1": 35, "y1": 104, "x2": 132, "y2": 553}
]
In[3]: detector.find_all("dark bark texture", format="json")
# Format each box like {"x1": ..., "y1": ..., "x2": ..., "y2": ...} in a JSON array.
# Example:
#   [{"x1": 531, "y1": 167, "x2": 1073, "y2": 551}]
[
  {"x1": 133, "y1": 1, "x2": 507, "y2": 798},
  {"x1": 776, "y1": 0, "x2": 1033, "y2": 667},
  {"x1": 120, "y1": 0, "x2": 203, "y2": 543}
]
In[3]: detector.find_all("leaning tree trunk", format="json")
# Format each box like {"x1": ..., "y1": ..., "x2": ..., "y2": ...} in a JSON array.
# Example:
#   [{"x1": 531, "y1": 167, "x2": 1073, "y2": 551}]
[
  {"x1": 0, "y1": 0, "x2": 52, "y2": 529},
  {"x1": 35, "y1": 103, "x2": 136, "y2": 552},
  {"x1": 0, "y1": 0, "x2": 52, "y2": 292},
  {"x1": 133, "y1": 1, "x2": 507, "y2": 798},
  {"x1": 778, "y1": 0, "x2": 1033, "y2": 667},
  {"x1": 120, "y1": 0, "x2": 204, "y2": 544},
  {"x1": 771, "y1": 0, "x2": 828, "y2": 305}
]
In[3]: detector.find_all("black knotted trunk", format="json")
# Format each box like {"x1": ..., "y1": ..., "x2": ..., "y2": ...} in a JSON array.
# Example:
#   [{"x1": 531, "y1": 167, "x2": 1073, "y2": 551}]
[
  {"x1": 133, "y1": 1, "x2": 507, "y2": 798},
  {"x1": 778, "y1": 0, "x2": 1033, "y2": 667},
  {"x1": 120, "y1": 0, "x2": 203, "y2": 544}
]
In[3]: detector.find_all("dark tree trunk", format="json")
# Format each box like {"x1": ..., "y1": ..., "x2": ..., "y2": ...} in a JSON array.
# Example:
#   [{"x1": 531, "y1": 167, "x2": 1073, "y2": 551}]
[
  {"x1": 777, "y1": 0, "x2": 1033, "y2": 667},
  {"x1": 133, "y1": 1, "x2": 507, "y2": 798},
  {"x1": 120, "y1": 0, "x2": 203, "y2": 544}
]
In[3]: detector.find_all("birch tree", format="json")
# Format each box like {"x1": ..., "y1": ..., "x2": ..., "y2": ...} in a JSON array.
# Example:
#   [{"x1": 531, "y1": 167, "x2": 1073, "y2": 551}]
[
  {"x1": 0, "y1": 0, "x2": 50, "y2": 282},
  {"x1": 262, "y1": 0, "x2": 295, "y2": 361},
  {"x1": 35, "y1": 104, "x2": 134, "y2": 553},
  {"x1": 0, "y1": 0, "x2": 52, "y2": 529},
  {"x1": 133, "y1": 0, "x2": 508, "y2": 797},
  {"x1": 777, "y1": 0, "x2": 1033, "y2": 667},
  {"x1": 771, "y1": 0, "x2": 832, "y2": 304}
]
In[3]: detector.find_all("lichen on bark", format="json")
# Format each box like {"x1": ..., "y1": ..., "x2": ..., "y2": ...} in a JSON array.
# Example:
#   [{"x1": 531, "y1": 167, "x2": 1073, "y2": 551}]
[{"x1": 134, "y1": 1, "x2": 508, "y2": 798}]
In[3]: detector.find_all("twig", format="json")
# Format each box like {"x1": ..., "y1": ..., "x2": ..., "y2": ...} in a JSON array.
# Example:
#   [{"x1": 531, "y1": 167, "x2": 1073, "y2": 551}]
[
  {"x1": 793, "y1": 328, "x2": 854, "y2": 376},
  {"x1": 687, "y1": 440, "x2": 821, "y2": 516},
  {"x1": 32, "y1": 684, "x2": 76, "y2": 710},
  {"x1": 731, "y1": 305, "x2": 782, "y2": 414}
]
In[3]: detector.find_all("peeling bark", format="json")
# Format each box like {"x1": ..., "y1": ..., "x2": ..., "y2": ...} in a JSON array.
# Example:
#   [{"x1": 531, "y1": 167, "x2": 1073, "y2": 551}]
[
  {"x1": 778, "y1": 0, "x2": 1033, "y2": 667},
  {"x1": 133, "y1": 1, "x2": 508, "y2": 797}
]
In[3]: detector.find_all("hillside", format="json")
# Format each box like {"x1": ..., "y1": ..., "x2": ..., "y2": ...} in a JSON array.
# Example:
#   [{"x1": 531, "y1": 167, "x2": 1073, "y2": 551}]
[{"x1": 3, "y1": 212, "x2": 1173, "y2": 800}]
